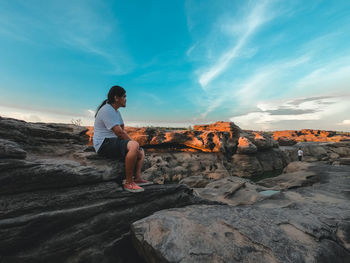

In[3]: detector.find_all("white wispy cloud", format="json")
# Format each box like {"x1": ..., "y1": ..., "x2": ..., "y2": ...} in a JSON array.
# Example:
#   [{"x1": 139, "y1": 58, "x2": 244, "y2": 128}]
[
  {"x1": 0, "y1": 105, "x2": 95, "y2": 126},
  {"x1": 230, "y1": 95, "x2": 350, "y2": 130},
  {"x1": 198, "y1": 0, "x2": 274, "y2": 88},
  {"x1": 295, "y1": 62, "x2": 350, "y2": 94}
]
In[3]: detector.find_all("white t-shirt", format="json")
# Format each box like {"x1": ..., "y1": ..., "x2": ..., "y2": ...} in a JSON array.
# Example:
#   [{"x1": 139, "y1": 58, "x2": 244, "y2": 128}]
[
  {"x1": 298, "y1": 150, "x2": 303, "y2": 156},
  {"x1": 93, "y1": 103, "x2": 124, "y2": 152}
]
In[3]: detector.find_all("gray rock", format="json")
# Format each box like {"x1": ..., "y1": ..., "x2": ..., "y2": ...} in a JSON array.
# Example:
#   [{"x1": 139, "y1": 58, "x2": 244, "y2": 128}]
[
  {"x1": 339, "y1": 157, "x2": 350, "y2": 165},
  {"x1": 132, "y1": 163, "x2": 350, "y2": 263},
  {"x1": 257, "y1": 170, "x2": 319, "y2": 190},
  {"x1": 179, "y1": 176, "x2": 211, "y2": 188},
  {"x1": 194, "y1": 177, "x2": 267, "y2": 205},
  {"x1": 0, "y1": 117, "x2": 210, "y2": 263},
  {"x1": 0, "y1": 139, "x2": 27, "y2": 159},
  {"x1": 231, "y1": 154, "x2": 263, "y2": 177}
]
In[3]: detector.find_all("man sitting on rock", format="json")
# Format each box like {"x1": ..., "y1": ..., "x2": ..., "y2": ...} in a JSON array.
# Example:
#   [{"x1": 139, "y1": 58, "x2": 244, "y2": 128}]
[{"x1": 93, "y1": 85, "x2": 152, "y2": 192}]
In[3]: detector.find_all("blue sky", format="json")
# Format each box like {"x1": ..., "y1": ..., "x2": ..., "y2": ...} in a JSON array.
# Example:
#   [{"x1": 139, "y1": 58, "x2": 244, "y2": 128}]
[{"x1": 1, "y1": 0, "x2": 350, "y2": 130}]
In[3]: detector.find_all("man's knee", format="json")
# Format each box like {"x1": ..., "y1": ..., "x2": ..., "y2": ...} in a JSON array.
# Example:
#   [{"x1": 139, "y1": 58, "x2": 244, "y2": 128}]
[{"x1": 127, "y1": 140, "x2": 139, "y2": 153}]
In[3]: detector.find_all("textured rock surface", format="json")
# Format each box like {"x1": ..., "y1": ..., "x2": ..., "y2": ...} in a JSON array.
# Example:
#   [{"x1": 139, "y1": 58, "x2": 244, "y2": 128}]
[
  {"x1": 142, "y1": 152, "x2": 230, "y2": 184},
  {"x1": 2, "y1": 116, "x2": 350, "y2": 263},
  {"x1": 194, "y1": 176, "x2": 268, "y2": 205},
  {"x1": 0, "y1": 138, "x2": 27, "y2": 159},
  {"x1": 132, "y1": 163, "x2": 350, "y2": 263},
  {"x1": 0, "y1": 117, "x2": 209, "y2": 263},
  {"x1": 273, "y1": 129, "x2": 350, "y2": 145},
  {"x1": 125, "y1": 121, "x2": 241, "y2": 154}
]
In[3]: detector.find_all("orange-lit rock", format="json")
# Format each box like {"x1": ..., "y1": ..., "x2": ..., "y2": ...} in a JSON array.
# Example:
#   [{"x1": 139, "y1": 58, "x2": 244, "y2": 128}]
[
  {"x1": 237, "y1": 137, "x2": 257, "y2": 154},
  {"x1": 126, "y1": 122, "x2": 241, "y2": 153},
  {"x1": 193, "y1": 121, "x2": 237, "y2": 132},
  {"x1": 273, "y1": 129, "x2": 350, "y2": 145},
  {"x1": 85, "y1": 122, "x2": 241, "y2": 153},
  {"x1": 85, "y1": 126, "x2": 94, "y2": 146}
]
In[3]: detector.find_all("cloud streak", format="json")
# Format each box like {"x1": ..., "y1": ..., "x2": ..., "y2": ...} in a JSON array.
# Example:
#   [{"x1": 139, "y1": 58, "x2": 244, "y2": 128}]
[
  {"x1": 198, "y1": 0, "x2": 273, "y2": 88},
  {"x1": 230, "y1": 95, "x2": 350, "y2": 130}
]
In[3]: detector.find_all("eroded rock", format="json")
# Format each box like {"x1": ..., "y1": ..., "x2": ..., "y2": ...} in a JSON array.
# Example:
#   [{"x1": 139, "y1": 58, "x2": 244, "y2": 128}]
[{"x1": 132, "y1": 163, "x2": 350, "y2": 263}]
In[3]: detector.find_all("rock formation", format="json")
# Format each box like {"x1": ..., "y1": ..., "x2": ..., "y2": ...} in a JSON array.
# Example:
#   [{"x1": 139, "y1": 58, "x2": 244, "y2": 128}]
[
  {"x1": 0, "y1": 117, "x2": 209, "y2": 263},
  {"x1": 132, "y1": 162, "x2": 350, "y2": 262},
  {"x1": 273, "y1": 129, "x2": 350, "y2": 145}
]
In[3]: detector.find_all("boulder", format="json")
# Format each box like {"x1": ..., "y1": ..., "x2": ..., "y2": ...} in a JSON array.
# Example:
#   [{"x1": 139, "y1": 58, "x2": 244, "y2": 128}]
[
  {"x1": 132, "y1": 163, "x2": 350, "y2": 263},
  {"x1": 231, "y1": 154, "x2": 263, "y2": 177},
  {"x1": 194, "y1": 177, "x2": 268, "y2": 205},
  {"x1": 257, "y1": 170, "x2": 319, "y2": 190},
  {"x1": 237, "y1": 137, "x2": 257, "y2": 154},
  {"x1": 241, "y1": 131, "x2": 278, "y2": 151}
]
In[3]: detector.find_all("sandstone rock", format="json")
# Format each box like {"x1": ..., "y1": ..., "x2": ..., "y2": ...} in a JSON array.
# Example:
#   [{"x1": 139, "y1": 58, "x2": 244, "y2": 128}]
[
  {"x1": 124, "y1": 121, "x2": 241, "y2": 154},
  {"x1": 241, "y1": 131, "x2": 278, "y2": 151},
  {"x1": 0, "y1": 158, "x2": 123, "y2": 195},
  {"x1": 132, "y1": 163, "x2": 350, "y2": 263},
  {"x1": 283, "y1": 161, "x2": 316, "y2": 173},
  {"x1": 179, "y1": 176, "x2": 211, "y2": 188},
  {"x1": 0, "y1": 139, "x2": 27, "y2": 159},
  {"x1": 194, "y1": 177, "x2": 267, "y2": 205},
  {"x1": 339, "y1": 158, "x2": 350, "y2": 165},
  {"x1": 193, "y1": 121, "x2": 240, "y2": 132},
  {"x1": 0, "y1": 116, "x2": 212, "y2": 263},
  {"x1": 257, "y1": 170, "x2": 319, "y2": 190},
  {"x1": 231, "y1": 154, "x2": 263, "y2": 177},
  {"x1": 256, "y1": 148, "x2": 285, "y2": 172},
  {"x1": 237, "y1": 136, "x2": 257, "y2": 154},
  {"x1": 273, "y1": 129, "x2": 350, "y2": 144},
  {"x1": 142, "y1": 153, "x2": 229, "y2": 184},
  {"x1": 0, "y1": 182, "x2": 207, "y2": 263}
]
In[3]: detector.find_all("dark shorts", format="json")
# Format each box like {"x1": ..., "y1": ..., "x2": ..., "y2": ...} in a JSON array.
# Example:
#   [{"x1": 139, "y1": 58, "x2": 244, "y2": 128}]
[{"x1": 97, "y1": 137, "x2": 130, "y2": 160}]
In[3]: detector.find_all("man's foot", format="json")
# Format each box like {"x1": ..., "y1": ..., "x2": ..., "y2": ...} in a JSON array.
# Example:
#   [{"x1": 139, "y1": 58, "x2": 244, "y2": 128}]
[
  {"x1": 134, "y1": 179, "x2": 154, "y2": 186},
  {"x1": 123, "y1": 182, "x2": 144, "y2": 193}
]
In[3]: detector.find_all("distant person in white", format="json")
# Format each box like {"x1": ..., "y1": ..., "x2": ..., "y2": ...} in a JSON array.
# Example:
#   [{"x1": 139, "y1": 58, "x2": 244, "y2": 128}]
[
  {"x1": 298, "y1": 148, "x2": 303, "y2": 161},
  {"x1": 93, "y1": 85, "x2": 152, "y2": 193}
]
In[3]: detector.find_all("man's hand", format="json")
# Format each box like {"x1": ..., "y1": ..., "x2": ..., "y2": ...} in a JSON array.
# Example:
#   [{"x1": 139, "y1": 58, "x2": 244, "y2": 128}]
[{"x1": 112, "y1": 125, "x2": 131, "y2": 140}]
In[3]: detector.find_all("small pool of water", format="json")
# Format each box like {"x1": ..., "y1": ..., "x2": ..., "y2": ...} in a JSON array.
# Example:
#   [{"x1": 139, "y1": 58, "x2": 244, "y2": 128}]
[{"x1": 259, "y1": 190, "x2": 280, "y2": 196}]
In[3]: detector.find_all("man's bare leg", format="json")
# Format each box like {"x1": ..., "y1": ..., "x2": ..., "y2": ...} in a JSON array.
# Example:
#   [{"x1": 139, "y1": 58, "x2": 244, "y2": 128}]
[
  {"x1": 134, "y1": 148, "x2": 145, "y2": 181},
  {"x1": 125, "y1": 141, "x2": 139, "y2": 184}
]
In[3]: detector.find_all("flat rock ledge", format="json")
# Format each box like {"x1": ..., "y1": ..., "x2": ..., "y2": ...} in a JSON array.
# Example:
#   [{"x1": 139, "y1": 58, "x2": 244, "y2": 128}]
[
  {"x1": 0, "y1": 182, "x2": 209, "y2": 263},
  {"x1": 132, "y1": 163, "x2": 350, "y2": 263}
]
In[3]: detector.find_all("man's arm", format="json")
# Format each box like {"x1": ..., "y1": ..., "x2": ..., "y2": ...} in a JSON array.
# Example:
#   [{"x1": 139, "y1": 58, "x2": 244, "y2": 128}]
[{"x1": 112, "y1": 125, "x2": 132, "y2": 140}]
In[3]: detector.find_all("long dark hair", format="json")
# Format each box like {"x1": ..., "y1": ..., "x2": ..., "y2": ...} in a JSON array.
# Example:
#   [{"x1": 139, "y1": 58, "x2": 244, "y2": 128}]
[{"x1": 95, "y1": 85, "x2": 126, "y2": 117}]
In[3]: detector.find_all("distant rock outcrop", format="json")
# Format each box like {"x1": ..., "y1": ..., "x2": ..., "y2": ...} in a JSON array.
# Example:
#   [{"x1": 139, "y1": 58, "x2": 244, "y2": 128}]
[{"x1": 273, "y1": 129, "x2": 350, "y2": 145}]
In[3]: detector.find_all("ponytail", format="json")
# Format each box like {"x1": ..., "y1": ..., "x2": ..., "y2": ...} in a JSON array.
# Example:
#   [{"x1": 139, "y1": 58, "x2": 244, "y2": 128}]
[
  {"x1": 95, "y1": 85, "x2": 126, "y2": 117},
  {"x1": 95, "y1": 99, "x2": 108, "y2": 117}
]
